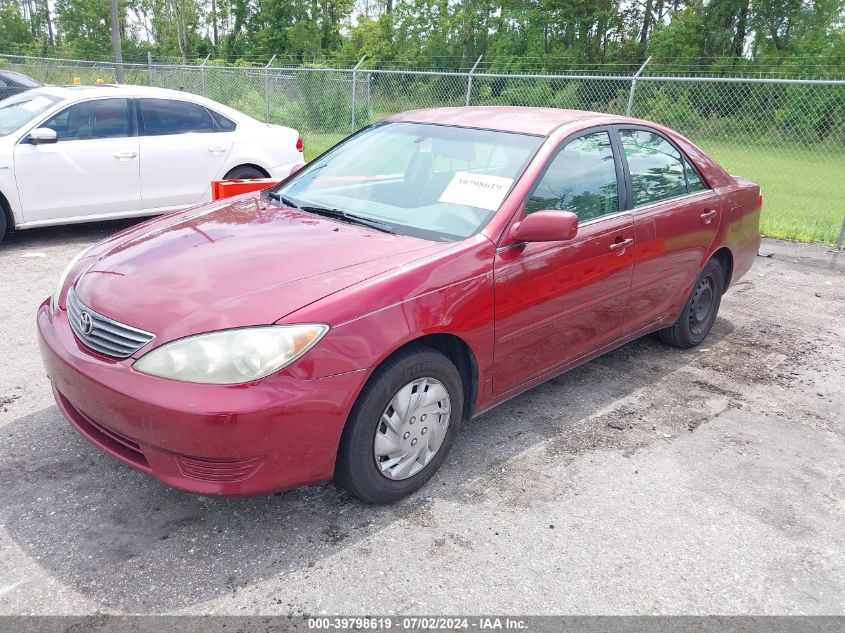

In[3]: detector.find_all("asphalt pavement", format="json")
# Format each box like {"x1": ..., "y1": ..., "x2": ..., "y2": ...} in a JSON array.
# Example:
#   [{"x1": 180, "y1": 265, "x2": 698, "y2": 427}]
[{"x1": 0, "y1": 221, "x2": 842, "y2": 615}]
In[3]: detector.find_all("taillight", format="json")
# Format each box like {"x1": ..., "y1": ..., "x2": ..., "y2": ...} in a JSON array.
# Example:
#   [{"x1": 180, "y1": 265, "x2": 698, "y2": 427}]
[
  {"x1": 758, "y1": 193, "x2": 763, "y2": 208},
  {"x1": 296, "y1": 136, "x2": 303, "y2": 153}
]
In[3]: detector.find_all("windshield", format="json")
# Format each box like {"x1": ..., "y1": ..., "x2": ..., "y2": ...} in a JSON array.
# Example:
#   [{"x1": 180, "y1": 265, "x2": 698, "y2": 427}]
[
  {"x1": 0, "y1": 92, "x2": 62, "y2": 137},
  {"x1": 273, "y1": 121, "x2": 543, "y2": 242}
]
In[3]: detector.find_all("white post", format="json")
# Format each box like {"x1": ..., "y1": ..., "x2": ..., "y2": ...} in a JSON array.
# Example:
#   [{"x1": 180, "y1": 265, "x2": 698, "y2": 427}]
[
  {"x1": 466, "y1": 55, "x2": 483, "y2": 107},
  {"x1": 200, "y1": 54, "x2": 211, "y2": 97},
  {"x1": 265, "y1": 54, "x2": 276, "y2": 123},
  {"x1": 351, "y1": 55, "x2": 367, "y2": 131},
  {"x1": 626, "y1": 56, "x2": 652, "y2": 117}
]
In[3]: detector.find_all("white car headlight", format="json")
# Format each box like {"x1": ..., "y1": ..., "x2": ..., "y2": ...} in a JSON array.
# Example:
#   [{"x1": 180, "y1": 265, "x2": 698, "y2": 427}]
[
  {"x1": 52, "y1": 245, "x2": 93, "y2": 310},
  {"x1": 133, "y1": 325, "x2": 329, "y2": 384}
]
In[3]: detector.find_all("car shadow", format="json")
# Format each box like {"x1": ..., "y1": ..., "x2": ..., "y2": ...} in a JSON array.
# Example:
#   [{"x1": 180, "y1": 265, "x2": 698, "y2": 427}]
[
  {"x1": 3, "y1": 219, "x2": 147, "y2": 250},
  {"x1": 0, "y1": 321, "x2": 737, "y2": 612}
]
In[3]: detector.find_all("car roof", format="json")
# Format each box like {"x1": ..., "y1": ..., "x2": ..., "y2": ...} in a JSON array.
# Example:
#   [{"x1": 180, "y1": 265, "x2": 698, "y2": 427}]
[
  {"x1": 31, "y1": 84, "x2": 208, "y2": 100},
  {"x1": 0, "y1": 69, "x2": 40, "y2": 83},
  {"x1": 23, "y1": 84, "x2": 253, "y2": 122},
  {"x1": 385, "y1": 106, "x2": 626, "y2": 136}
]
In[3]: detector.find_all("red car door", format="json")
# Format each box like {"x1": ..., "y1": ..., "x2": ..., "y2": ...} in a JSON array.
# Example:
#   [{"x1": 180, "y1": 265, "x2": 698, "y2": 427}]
[
  {"x1": 493, "y1": 129, "x2": 634, "y2": 395},
  {"x1": 617, "y1": 127, "x2": 722, "y2": 333}
]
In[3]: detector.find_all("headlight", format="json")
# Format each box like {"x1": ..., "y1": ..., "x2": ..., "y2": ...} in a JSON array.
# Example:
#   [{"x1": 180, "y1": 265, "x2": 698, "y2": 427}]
[
  {"x1": 51, "y1": 245, "x2": 93, "y2": 310},
  {"x1": 133, "y1": 325, "x2": 329, "y2": 384}
]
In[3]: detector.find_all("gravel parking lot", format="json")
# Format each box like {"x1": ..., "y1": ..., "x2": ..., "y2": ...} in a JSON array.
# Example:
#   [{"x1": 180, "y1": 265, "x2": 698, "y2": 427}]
[{"x1": 0, "y1": 222, "x2": 842, "y2": 615}]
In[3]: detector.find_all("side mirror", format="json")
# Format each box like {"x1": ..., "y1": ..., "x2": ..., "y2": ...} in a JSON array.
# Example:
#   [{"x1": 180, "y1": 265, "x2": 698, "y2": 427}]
[
  {"x1": 288, "y1": 163, "x2": 305, "y2": 177},
  {"x1": 28, "y1": 128, "x2": 58, "y2": 145},
  {"x1": 512, "y1": 210, "x2": 579, "y2": 243}
]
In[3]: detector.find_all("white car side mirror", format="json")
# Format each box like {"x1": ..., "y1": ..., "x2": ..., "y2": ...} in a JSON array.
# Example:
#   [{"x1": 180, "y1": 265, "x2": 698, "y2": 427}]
[{"x1": 29, "y1": 128, "x2": 58, "y2": 145}]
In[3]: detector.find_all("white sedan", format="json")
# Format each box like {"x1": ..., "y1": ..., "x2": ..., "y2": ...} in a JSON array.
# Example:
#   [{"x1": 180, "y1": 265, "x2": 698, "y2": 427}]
[{"x1": 0, "y1": 84, "x2": 305, "y2": 241}]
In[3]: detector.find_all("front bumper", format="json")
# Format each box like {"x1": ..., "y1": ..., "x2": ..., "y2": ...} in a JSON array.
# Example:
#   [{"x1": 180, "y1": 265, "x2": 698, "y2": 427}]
[{"x1": 36, "y1": 299, "x2": 366, "y2": 496}]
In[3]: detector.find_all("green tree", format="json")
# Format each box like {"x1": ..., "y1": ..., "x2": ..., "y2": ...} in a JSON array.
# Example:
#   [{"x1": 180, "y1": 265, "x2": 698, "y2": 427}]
[
  {"x1": 55, "y1": 0, "x2": 118, "y2": 58},
  {"x1": 0, "y1": 1, "x2": 36, "y2": 53}
]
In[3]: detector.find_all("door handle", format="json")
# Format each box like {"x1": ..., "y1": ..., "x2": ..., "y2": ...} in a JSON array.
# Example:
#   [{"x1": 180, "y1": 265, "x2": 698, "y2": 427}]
[
  {"x1": 208, "y1": 146, "x2": 227, "y2": 154},
  {"x1": 700, "y1": 209, "x2": 718, "y2": 224},
  {"x1": 113, "y1": 151, "x2": 137, "y2": 161},
  {"x1": 609, "y1": 238, "x2": 634, "y2": 255}
]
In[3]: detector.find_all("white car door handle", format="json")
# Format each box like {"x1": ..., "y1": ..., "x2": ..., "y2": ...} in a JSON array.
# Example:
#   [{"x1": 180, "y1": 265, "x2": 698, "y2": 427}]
[
  {"x1": 208, "y1": 146, "x2": 227, "y2": 155},
  {"x1": 113, "y1": 151, "x2": 137, "y2": 161}
]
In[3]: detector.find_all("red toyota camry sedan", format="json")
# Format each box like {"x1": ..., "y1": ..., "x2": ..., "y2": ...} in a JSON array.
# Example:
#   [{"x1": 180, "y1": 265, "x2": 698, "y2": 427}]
[{"x1": 37, "y1": 106, "x2": 761, "y2": 503}]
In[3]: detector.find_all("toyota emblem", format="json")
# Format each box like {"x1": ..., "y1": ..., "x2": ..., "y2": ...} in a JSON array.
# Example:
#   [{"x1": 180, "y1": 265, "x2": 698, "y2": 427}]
[{"x1": 79, "y1": 311, "x2": 93, "y2": 335}]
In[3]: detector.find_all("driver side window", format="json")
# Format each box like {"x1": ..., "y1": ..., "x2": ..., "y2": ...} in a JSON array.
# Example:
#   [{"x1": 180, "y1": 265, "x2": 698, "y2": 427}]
[
  {"x1": 525, "y1": 131, "x2": 619, "y2": 221},
  {"x1": 41, "y1": 98, "x2": 131, "y2": 141}
]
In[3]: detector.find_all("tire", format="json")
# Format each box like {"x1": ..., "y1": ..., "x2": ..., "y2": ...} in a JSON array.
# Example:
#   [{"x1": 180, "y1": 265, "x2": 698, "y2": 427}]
[
  {"x1": 658, "y1": 258, "x2": 724, "y2": 349},
  {"x1": 335, "y1": 346, "x2": 464, "y2": 504},
  {"x1": 0, "y1": 210, "x2": 6, "y2": 244},
  {"x1": 223, "y1": 165, "x2": 266, "y2": 180}
]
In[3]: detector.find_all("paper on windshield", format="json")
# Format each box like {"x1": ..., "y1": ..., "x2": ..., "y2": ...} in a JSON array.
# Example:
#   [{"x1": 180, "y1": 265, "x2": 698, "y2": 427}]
[
  {"x1": 21, "y1": 96, "x2": 52, "y2": 112},
  {"x1": 438, "y1": 171, "x2": 514, "y2": 211}
]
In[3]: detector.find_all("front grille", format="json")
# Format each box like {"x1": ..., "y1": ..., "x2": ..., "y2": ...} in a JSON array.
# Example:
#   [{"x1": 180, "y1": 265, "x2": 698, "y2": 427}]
[
  {"x1": 84, "y1": 413, "x2": 143, "y2": 454},
  {"x1": 67, "y1": 288, "x2": 155, "y2": 358},
  {"x1": 54, "y1": 386, "x2": 152, "y2": 473}
]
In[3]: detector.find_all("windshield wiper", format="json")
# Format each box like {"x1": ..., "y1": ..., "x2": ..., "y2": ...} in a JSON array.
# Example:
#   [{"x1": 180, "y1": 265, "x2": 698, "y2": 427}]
[
  {"x1": 265, "y1": 191, "x2": 300, "y2": 209},
  {"x1": 300, "y1": 205, "x2": 397, "y2": 234}
]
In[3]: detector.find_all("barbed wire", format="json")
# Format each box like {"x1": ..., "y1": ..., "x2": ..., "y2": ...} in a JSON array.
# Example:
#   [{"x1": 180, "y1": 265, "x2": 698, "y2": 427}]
[{"x1": 3, "y1": 50, "x2": 845, "y2": 80}]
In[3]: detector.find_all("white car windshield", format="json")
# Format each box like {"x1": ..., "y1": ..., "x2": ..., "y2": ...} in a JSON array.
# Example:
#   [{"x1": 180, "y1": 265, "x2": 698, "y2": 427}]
[
  {"x1": 272, "y1": 121, "x2": 543, "y2": 242},
  {"x1": 0, "y1": 92, "x2": 63, "y2": 137}
]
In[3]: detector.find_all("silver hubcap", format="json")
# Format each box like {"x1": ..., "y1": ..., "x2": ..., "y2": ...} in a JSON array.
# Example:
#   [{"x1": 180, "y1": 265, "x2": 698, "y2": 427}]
[{"x1": 373, "y1": 377, "x2": 451, "y2": 481}]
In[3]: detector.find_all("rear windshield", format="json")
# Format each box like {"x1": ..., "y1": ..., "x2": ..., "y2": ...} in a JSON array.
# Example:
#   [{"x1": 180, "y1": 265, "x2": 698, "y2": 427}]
[
  {"x1": 3, "y1": 71, "x2": 40, "y2": 88},
  {"x1": 0, "y1": 92, "x2": 62, "y2": 137}
]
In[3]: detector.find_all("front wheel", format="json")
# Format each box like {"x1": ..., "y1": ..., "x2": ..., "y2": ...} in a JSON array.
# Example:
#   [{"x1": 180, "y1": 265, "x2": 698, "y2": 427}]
[
  {"x1": 658, "y1": 259, "x2": 724, "y2": 348},
  {"x1": 335, "y1": 347, "x2": 463, "y2": 504}
]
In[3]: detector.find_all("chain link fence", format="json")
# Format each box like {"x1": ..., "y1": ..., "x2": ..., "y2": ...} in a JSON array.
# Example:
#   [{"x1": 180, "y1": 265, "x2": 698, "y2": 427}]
[{"x1": 1, "y1": 53, "x2": 843, "y2": 243}]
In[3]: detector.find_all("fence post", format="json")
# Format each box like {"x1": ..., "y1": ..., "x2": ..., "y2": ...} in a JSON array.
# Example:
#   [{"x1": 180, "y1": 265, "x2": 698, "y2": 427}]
[
  {"x1": 834, "y1": 217, "x2": 845, "y2": 252},
  {"x1": 147, "y1": 52, "x2": 154, "y2": 87},
  {"x1": 200, "y1": 54, "x2": 211, "y2": 97},
  {"x1": 626, "y1": 56, "x2": 651, "y2": 117},
  {"x1": 351, "y1": 55, "x2": 367, "y2": 132},
  {"x1": 264, "y1": 54, "x2": 276, "y2": 123},
  {"x1": 466, "y1": 56, "x2": 483, "y2": 107},
  {"x1": 366, "y1": 73, "x2": 372, "y2": 124}
]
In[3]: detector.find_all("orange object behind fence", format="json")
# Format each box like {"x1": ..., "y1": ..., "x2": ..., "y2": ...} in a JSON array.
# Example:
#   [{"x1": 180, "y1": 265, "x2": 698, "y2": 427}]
[{"x1": 211, "y1": 178, "x2": 280, "y2": 201}]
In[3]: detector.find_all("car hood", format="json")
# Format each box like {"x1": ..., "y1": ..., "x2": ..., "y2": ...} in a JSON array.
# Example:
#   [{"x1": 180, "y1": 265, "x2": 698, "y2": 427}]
[{"x1": 74, "y1": 195, "x2": 446, "y2": 348}]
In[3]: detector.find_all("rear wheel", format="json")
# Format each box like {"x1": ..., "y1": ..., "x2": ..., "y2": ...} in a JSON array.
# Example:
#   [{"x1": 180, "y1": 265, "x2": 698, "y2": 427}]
[
  {"x1": 335, "y1": 347, "x2": 463, "y2": 504},
  {"x1": 0, "y1": 210, "x2": 6, "y2": 243},
  {"x1": 658, "y1": 259, "x2": 724, "y2": 349},
  {"x1": 223, "y1": 165, "x2": 266, "y2": 180}
]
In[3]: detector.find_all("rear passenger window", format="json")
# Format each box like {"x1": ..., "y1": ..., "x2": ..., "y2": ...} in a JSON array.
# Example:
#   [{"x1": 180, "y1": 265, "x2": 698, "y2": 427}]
[
  {"x1": 620, "y1": 129, "x2": 688, "y2": 206},
  {"x1": 141, "y1": 99, "x2": 214, "y2": 136},
  {"x1": 685, "y1": 160, "x2": 707, "y2": 193},
  {"x1": 210, "y1": 109, "x2": 236, "y2": 132},
  {"x1": 526, "y1": 131, "x2": 619, "y2": 221}
]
